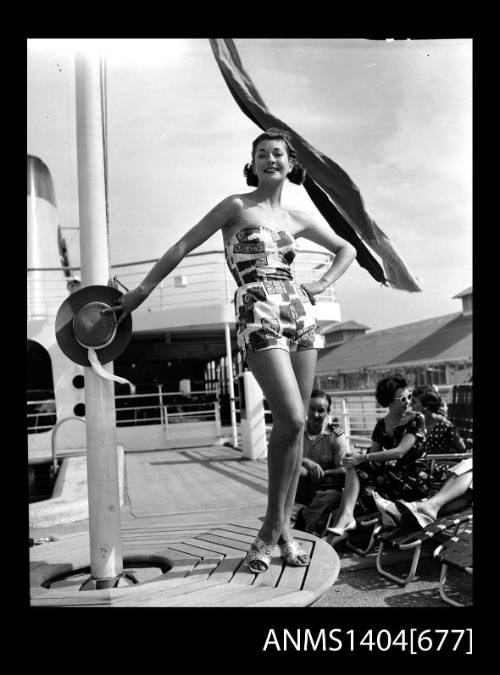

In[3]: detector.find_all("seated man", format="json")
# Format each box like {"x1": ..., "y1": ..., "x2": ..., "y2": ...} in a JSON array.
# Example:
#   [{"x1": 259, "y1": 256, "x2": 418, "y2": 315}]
[{"x1": 292, "y1": 389, "x2": 348, "y2": 536}]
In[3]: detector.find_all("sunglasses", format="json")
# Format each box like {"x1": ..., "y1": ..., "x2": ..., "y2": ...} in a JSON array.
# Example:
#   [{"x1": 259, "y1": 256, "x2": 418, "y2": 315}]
[{"x1": 395, "y1": 391, "x2": 412, "y2": 405}]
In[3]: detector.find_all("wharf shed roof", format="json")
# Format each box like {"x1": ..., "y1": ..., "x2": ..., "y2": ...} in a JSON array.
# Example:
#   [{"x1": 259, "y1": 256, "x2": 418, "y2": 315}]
[
  {"x1": 316, "y1": 312, "x2": 472, "y2": 374},
  {"x1": 388, "y1": 313, "x2": 472, "y2": 364},
  {"x1": 453, "y1": 287, "x2": 472, "y2": 298}
]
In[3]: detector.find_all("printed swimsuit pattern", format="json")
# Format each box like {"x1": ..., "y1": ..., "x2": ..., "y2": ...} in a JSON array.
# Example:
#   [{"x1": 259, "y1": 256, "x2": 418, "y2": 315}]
[{"x1": 224, "y1": 226, "x2": 324, "y2": 359}]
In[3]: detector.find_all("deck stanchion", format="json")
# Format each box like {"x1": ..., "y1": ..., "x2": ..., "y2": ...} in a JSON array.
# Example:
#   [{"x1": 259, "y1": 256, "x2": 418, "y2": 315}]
[
  {"x1": 224, "y1": 323, "x2": 238, "y2": 449},
  {"x1": 341, "y1": 397, "x2": 351, "y2": 451},
  {"x1": 74, "y1": 50, "x2": 126, "y2": 588}
]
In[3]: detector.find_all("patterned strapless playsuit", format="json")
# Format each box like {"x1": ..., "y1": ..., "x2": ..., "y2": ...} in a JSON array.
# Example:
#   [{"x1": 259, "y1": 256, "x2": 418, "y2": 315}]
[{"x1": 224, "y1": 225, "x2": 325, "y2": 360}]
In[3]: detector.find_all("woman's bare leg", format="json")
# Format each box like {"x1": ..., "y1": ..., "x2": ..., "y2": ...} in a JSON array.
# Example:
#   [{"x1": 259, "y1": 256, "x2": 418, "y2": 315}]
[
  {"x1": 413, "y1": 471, "x2": 473, "y2": 520},
  {"x1": 246, "y1": 348, "x2": 307, "y2": 545},
  {"x1": 280, "y1": 349, "x2": 318, "y2": 540},
  {"x1": 330, "y1": 468, "x2": 360, "y2": 529}
]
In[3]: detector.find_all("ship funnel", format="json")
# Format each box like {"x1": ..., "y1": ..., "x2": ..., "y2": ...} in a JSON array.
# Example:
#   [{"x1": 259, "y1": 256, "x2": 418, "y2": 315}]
[{"x1": 27, "y1": 155, "x2": 65, "y2": 318}]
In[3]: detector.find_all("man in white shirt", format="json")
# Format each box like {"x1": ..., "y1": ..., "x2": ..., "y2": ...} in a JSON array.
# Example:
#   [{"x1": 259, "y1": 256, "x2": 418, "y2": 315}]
[{"x1": 293, "y1": 389, "x2": 348, "y2": 536}]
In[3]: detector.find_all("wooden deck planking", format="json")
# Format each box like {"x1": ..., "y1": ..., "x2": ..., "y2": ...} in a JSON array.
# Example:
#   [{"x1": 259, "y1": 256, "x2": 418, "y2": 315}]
[
  {"x1": 161, "y1": 541, "x2": 224, "y2": 559},
  {"x1": 111, "y1": 578, "x2": 230, "y2": 607},
  {"x1": 275, "y1": 560, "x2": 309, "y2": 590},
  {"x1": 121, "y1": 528, "x2": 212, "y2": 541},
  {"x1": 209, "y1": 528, "x2": 256, "y2": 545},
  {"x1": 126, "y1": 566, "x2": 165, "y2": 584},
  {"x1": 154, "y1": 562, "x2": 198, "y2": 581},
  {"x1": 182, "y1": 559, "x2": 221, "y2": 580},
  {"x1": 162, "y1": 583, "x2": 282, "y2": 608},
  {"x1": 302, "y1": 540, "x2": 340, "y2": 593},
  {"x1": 206, "y1": 458, "x2": 268, "y2": 485},
  {"x1": 248, "y1": 589, "x2": 318, "y2": 607},
  {"x1": 127, "y1": 448, "x2": 268, "y2": 517},
  {"x1": 122, "y1": 547, "x2": 198, "y2": 564},
  {"x1": 31, "y1": 585, "x2": 113, "y2": 606},
  {"x1": 192, "y1": 533, "x2": 250, "y2": 552},
  {"x1": 31, "y1": 509, "x2": 340, "y2": 606},
  {"x1": 30, "y1": 539, "x2": 90, "y2": 564},
  {"x1": 121, "y1": 521, "x2": 227, "y2": 532},
  {"x1": 223, "y1": 523, "x2": 260, "y2": 535},
  {"x1": 251, "y1": 558, "x2": 284, "y2": 588},
  {"x1": 207, "y1": 556, "x2": 244, "y2": 583},
  {"x1": 180, "y1": 538, "x2": 247, "y2": 557},
  {"x1": 225, "y1": 562, "x2": 256, "y2": 586}
]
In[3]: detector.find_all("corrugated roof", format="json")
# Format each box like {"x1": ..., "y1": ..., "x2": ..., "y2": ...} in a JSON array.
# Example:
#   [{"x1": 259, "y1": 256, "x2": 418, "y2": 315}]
[
  {"x1": 316, "y1": 312, "x2": 471, "y2": 374},
  {"x1": 388, "y1": 313, "x2": 472, "y2": 364}
]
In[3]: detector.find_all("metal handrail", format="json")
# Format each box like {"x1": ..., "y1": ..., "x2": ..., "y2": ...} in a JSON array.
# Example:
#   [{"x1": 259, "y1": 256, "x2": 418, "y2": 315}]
[
  {"x1": 51, "y1": 416, "x2": 86, "y2": 476},
  {"x1": 28, "y1": 247, "x2": 337, "y2": 318}
]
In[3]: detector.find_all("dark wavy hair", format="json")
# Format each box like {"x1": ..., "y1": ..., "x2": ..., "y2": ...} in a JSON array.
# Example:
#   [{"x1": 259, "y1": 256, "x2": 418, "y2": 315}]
[
  {"x1": 243, "y1": 128, "x2": 306, "y2": 187},
  {"x1": 375, "y1": 374, "x2": 408, "y2": 408},
  {"x1": 411, "y1": 385, "x2": 442, "y2": 413},
  {"x1": 310, "y1": 388, "x2": 332, "y2": 411}
]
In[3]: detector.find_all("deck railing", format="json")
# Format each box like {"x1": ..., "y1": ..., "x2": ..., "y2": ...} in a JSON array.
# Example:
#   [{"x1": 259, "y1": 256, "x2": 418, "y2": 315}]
[
  {"x1": 28, "y1": 383, "x2": 464, "y2": 447},
  {"x1": 27, "y1": 247, "x2": 336, "y2": 319},
  {"x1": 27, "y1": 390, "x2": 221, "y2": 434}
]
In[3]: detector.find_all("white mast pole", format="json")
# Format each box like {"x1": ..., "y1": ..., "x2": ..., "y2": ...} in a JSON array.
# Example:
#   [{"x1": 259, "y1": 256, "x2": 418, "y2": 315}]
[{"x1": 75, "y1": 49, "x2": 124, "y2": 586}]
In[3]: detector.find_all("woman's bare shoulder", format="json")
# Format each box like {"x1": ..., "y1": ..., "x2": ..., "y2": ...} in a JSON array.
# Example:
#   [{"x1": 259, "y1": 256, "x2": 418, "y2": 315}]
[
  {"x1": 208, "y1": 194, "x2": 245, "y2": 227},
  {"x1": 219, "y1": 193, "x2": 255, "y2": 216}
]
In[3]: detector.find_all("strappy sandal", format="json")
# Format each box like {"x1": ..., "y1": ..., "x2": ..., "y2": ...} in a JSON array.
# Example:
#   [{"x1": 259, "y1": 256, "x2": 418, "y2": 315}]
[
  {"x1": 245, "y1": 537, "x2": 278, "y2": 574},
  {"x1": 278, "y1": 536, "x2": 310, "y2": 567}
]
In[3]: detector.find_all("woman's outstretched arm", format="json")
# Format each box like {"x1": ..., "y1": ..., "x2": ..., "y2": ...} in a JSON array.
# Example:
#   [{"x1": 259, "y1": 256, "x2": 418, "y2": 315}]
[{"x1": 114, "y1": 196, "x2": 240, "y2": 322}]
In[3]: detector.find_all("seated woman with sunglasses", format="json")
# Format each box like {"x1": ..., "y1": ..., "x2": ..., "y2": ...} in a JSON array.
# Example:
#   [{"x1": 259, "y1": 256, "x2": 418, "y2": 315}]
[{"x1": 327, "y1": 374, "x2": 430, "y2": 536}]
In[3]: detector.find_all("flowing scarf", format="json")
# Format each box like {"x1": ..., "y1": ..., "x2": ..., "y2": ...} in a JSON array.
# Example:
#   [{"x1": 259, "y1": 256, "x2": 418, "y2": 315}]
[{"x1": 209, "y1": 38, "x2": 422, "y2": 293}]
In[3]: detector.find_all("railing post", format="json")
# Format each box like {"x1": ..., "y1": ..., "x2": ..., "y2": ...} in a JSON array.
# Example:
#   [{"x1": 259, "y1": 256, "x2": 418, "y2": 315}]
[
  {"x1": 224, "y1": 323, "x2": 238, "y2": 449},
  {"x1": 341, "y1": 397, "x2": 351, "y2": 450},
  {"x1": 163, "y1": 405, "x2": 169, "y2": 440},
  {"x1": 214, "y1": 402, "x2": 221, "y2": 436},
  {"x1": 158, "y1": 384, "x2": 163, "y2": 425}
]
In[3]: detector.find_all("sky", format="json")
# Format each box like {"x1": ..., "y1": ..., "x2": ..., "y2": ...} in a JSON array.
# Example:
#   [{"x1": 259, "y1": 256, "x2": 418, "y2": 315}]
[{"x1": 27, "y1": 38, "x2": 472, "y2": 331}]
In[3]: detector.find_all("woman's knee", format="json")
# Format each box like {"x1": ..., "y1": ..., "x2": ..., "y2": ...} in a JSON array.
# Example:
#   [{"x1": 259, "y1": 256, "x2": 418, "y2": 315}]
[{"x1": 274, "y1": 410, "x2": 305, "y2": 438}]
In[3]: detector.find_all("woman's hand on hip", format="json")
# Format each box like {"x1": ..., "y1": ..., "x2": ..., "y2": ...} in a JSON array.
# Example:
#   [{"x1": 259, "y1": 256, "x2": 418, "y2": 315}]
[{"x1": 301, "y1": 281, "x2": 326, "y2": 305}]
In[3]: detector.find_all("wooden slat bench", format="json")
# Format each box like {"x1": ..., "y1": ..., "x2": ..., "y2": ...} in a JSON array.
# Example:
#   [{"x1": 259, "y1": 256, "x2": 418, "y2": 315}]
[{"x1": 30, "y1": 522, "x2": 340, "y2": 607}]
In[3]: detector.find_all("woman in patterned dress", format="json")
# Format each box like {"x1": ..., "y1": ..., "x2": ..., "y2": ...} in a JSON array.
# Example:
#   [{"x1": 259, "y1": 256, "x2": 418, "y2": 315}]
[
  {"x1": 109, "y1": 128, "x2": 357, "y2": 572},
  {"x1": 327, "y1": 374, "x2": 431, "y2": 535},
  {"x1": 408, "y1": 385, "x2": 466, "y2": 488},
  {"x1": 411, "y1": 385, "x2": 465, "y2": 454}
]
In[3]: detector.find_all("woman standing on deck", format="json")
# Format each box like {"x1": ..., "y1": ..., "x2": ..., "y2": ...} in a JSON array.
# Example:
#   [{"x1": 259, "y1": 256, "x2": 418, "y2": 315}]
[{"x1": 111, "y1": 129, "x2": 356, "y2": 572}]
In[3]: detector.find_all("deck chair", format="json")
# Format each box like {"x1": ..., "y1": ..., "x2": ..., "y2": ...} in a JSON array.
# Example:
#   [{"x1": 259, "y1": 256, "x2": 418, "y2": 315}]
[
  {"x1": 344, "y1": 513, "x2": 382, "y2": 555},
  {"x1": 376, "y1": 506, "x2": 473, "y2": 585},
  {"x1": 433, "y1": 521, "x2": 473, "y2": 606},
  {"x1": 324, "y1": 511, "x2": 382, "y2": 554}
]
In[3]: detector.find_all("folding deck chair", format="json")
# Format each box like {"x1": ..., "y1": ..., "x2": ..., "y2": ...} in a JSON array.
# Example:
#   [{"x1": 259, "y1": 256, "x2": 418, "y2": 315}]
[
  {"x1": 433, "y1": 520, "x2": 473, "y2": 606},
  {"x1": 376, "y1": 506, "x2": 473, "y2": 585}
]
